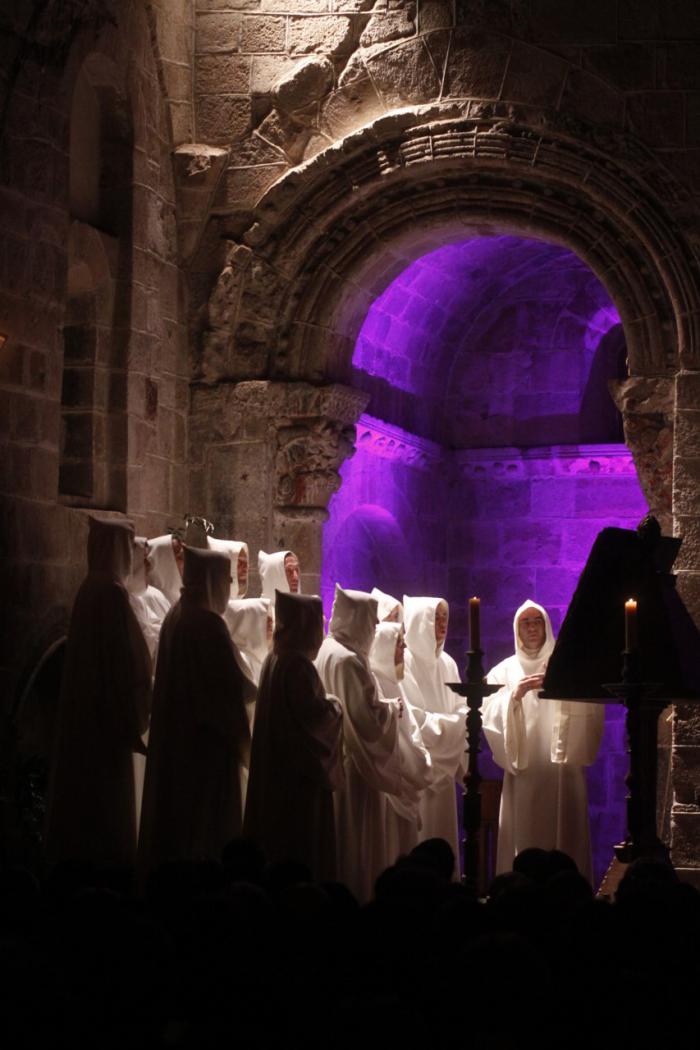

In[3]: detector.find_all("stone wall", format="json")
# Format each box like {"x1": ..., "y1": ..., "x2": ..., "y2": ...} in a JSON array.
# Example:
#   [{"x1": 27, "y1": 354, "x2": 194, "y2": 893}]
[
  {"x1": 0, "y1": 3, "x2": 189, "y2": 713},
  {"x1": 2, "y1": 0, "x2": 700, "y2": 874},
  {"x1": 183, "y1": 0, "x2": 700, "y2": 875}
]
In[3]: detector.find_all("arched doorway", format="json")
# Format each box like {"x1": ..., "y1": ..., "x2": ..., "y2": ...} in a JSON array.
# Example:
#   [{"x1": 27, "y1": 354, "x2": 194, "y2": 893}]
[
  {"x1": 196, "y1": 108, "x2": 696, "y2": 875},
  {"x1": 321, "y1": 233, "x2": 648, "y2": 886}
]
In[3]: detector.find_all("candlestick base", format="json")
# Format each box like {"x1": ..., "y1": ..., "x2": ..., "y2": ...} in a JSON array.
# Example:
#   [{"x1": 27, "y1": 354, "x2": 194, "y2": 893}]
[
  {"x1": 604, "y1": 649, "x2": 669, "y2": 868},
  {"x1": 448, "y1": 647, "x2": 500, "y2": 894}
]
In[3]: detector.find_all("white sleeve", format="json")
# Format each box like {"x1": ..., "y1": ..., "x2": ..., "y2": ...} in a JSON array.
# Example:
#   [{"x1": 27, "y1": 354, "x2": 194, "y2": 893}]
[{"x1": 484, "y1": 659, "x2": 528, "y2": 774}]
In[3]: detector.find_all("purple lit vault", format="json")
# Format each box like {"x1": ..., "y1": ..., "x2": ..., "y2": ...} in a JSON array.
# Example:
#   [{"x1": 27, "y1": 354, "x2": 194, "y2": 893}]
[{"x1": 322, "y1": 235, "x2": 648, "y2": 887}]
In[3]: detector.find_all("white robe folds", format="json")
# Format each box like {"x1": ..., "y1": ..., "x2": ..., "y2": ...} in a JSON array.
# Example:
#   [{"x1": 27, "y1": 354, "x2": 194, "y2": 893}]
[
  {"x1": 147, "y1": 534, "x2": 182, "y2": 606},
  {"x1": 138, "y1": 547, "x2": 254, "y2": 877},
  {"x1": 315, "y1": 586, "x2": 402, "y2": 901},
  {"x1": 127, "y1": 536, "x2": 171, "y2": 831},
  {"x1": 370, "y1": 622, "x2": 433, "y2": 858},
  {"x1": 402, "y1": 596, "x2": 466, "y2": 864},
  {"x1": 127, "y1": 536, "x2": 171, "y2": 663},
  {"x1": 45, "y1": 518, "x2": 152, "y2": 868},
  {"x1": 244, "y1": 592, "x2": 343, "y2": 881},
  {"x1": 224, "y1": 598, "x2": 270, "y2": 688},
  {"x1": 483, "y1": 600, "x2": 604, "y2": 882}
]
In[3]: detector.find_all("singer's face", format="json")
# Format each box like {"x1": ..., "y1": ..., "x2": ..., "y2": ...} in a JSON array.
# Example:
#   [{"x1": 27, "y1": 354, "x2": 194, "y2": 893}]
[{"x1": 517, "y1": 608, "x2": 546, "y2": 651}]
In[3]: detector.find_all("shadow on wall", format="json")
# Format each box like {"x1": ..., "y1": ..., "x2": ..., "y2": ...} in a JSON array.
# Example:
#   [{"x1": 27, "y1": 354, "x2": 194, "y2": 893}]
[{"x1": 321, "y1": 504, "x2": 411, "y2": 616}]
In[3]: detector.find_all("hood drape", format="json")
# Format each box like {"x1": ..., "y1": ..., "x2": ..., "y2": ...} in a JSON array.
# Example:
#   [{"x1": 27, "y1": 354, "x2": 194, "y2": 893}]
[
  {"x1": 208, "y1": 537, "x2": 249, "y2": 598},
  {"x1": 328, "y1": 584, "x2": 377, "y2": 660},
  {"x1": 404, "y1": 596, "x2": 447, "y2": 661},
  {"x1": 370, "y1": 621, "x2": 403, "y2": 685},
  {"x1": 182, "y1": 546, "x2": 231, "y2": 615},
  {"x1": 147, "y1": 535, "x2": 182, "y2": 605},
  {"x1": 274, "y1": 591, "x2": 324, "y2": 660},
  {"x1": 370, "y1": 587, "x2": 403, "y2": 623},
  {"x1": 87, "y1": 517, "x2": 134, "y2": 582},
  {"x1": 258, "y1": 549, "x2": 297, "y2": 599},
  {"x1": 225, "y1": 598, "x2": 271, "y2": 668},
  {"x1": 513, "y1": 599, "x2": 555, "y2": 675}
]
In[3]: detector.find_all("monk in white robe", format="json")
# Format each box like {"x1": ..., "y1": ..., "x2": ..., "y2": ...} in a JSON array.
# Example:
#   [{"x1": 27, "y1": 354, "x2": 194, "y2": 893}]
[
  {"x1": 208, "y1": 537, "x2": 249, "y2": 597},
  {"x1": 315, "y1": 585, "x2": 403, "y2": 901},
  {"x1": 45, "y1": 517, "x2": 152, "y2": 867},
  {"x1": 244, "y1": 591, "x2": 343, "y2": 881},
  {"x1": 370, "y1": 622, "x2": 433, "y2": 857},
  {"x1": 402, "y1": 597, "x2": 466, "y2": 864},
  {"x1": 483, "y1": 600, "x2": 604, "y2": 882},
  {"x1": 258, "y1": 549, "x2": 301, "y2": 599},
  {"x1": 223, "y1": 597, "x2": 271, "y2": 805},
  {"x1": 138, "y1": 547, "x2": 254, "y2": 876}
]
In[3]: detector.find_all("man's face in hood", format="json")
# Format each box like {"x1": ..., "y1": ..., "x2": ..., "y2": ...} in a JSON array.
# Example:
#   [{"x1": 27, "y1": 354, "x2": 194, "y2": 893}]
[{"x1": 517, "y1": 607, "x2": 546, "y2": 652}]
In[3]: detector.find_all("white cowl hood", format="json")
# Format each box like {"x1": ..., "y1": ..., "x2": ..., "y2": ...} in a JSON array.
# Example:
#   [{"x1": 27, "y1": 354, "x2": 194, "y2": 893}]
[
  {"x1": 370, "y1": 621, "x2": 434, "y2": 819},
  {"x1": 208, "y1": 537, "x2": 249, "y2": 598},
  {"x1": 224, "y1": 597, "x2": 271, "y2": 685},
  {"x1": 88, "y1": 517, "x2": 134, "y2": 583},
  {"x1": 147, "y1": 534, "x2": 182, "y2": 605},
  {"x1": 370, "y1": 621, "x2": 404, "y2": 695},
  {"x1": 127, "y1": 536, "x2": 149, "y2": 596},
  {"x1": 258, "y1": 549, "x2": 298, "y2": 599},
  {"x1": 370, "y1": 587, "x2": 403, "y2": 623},
  {"x1": 328, "y1": 584, "x2": 378, "y2": 660},
  {"x1": 513, "y1": 599, "x2": 555, "y2": 675},
  {"x1": 127, "y1": 536, "x2": 170, "y2": 662},
  {"x1": 402, "y1": 594, "x2": 466, "y2": 787},
  {"x1": 404, "y1": 595, "x2": 447, "y2": 665}
]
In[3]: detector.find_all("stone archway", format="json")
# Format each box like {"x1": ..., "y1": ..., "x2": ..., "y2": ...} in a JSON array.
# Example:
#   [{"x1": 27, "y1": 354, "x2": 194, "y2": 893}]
[
  {"x1": 192, "y1": 108, "x2": 700, "y2": 879},
  {"x1": 195, "y1": 108, "x2": 696, "y2": 544}
]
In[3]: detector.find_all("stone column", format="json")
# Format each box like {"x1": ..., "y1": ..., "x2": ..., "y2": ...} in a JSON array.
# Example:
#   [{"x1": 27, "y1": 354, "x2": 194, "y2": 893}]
[
  {"x1": 670, "y1": 370, "x2": 700, "y2": 885},
  {"x1": 188, "y1": 380, "x2": 368, "y2": 595}
]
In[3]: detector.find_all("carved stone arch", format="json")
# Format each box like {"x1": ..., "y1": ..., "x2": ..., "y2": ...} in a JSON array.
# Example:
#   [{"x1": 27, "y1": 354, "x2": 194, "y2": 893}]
[
  {"x1": 195, "y1": 108, "x2": 700, "y2": 537},
  {"x1": 230, "y1": 111, "x2": 700, "y2": 386}
]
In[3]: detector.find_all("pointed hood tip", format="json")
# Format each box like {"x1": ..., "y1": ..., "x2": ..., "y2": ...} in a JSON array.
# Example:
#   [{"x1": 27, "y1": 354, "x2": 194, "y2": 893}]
[{"x1": 329, "y1": 584, "x2": 378, "y2": 658}]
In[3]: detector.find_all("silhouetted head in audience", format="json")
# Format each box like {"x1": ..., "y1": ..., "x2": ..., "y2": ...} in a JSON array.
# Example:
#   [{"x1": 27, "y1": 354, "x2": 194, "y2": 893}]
[
  {"x1": 408, "y1": 837, "x2": 455, "y2": 882},
  {"x1": 513, "y1": 847, "x2": 578, "y2": 884},
  {"x1": 221, "y1": 837, "x2": 266, "y2": 886}
]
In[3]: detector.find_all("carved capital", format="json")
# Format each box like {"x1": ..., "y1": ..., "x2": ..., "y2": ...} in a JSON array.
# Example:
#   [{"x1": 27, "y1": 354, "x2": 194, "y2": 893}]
[
  {"x1": 271, "y1": 383, "x2": 367, "y2": 509},
  {"x1": 610, "y1": 377, "x2": 675, "y2": 529}
]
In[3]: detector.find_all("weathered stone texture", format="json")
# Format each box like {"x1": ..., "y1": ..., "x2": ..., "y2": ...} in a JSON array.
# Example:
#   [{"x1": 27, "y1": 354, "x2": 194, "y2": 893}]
[
  {"x1": 288, "y1": 15, "x2": 354, "y2": 55},
  {"x1": 196, "y1": 53, "x2": 252, "y2": 95}
]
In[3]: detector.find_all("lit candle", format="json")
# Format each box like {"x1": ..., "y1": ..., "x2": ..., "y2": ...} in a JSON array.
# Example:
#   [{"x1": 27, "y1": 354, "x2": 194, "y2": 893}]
[
  {"x1": 469, "y1": 596, "x2": 481, "y2": 651},
  {"x1": 625, "y1": 598, "x2": 637, "y2": 651}
]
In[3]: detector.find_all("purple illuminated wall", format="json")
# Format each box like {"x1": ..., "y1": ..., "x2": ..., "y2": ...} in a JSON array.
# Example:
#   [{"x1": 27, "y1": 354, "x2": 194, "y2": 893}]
[{"x1": 323, "y1": 235, "x2": 648, "y2": 887}]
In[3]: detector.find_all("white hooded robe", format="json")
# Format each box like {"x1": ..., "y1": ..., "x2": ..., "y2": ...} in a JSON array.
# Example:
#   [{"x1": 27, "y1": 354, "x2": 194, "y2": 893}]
[
  {"x1": 223, "y1": 598, "x2": 271, "y2": 690},
  {"x1": 244, "y1": 591, "x2": 343, "y2": 881},
  {"x1": 402, "y1": 596, "x2": 466, "y2": 864},
  {"x1": 138, "y1": 547, "x2": 254, "y2": 877},
  {"x1": 127, "y1": 536, "x2": 171, "y2": 663},
  {"x1": 45, "y1": 518, "x2": 152, "y2": 867},
  {"x1": 127, "y1": 536, "x2": 171, "y2": 831},
  {"x1": 483, "y1": 600, "x2": 604, "y2": 882},
  {"x1": 258, "y1": 549, "x2": 299, "y2": 600},
  {"x1": 370, "y1": 587, "x2": 403, "y2": 623},
  {"x1": 208, "y1": 537, "x2": 249, "y2": 598},
  {"x1": 147, "y1": 534, "x2": 183, "y2": 607},
  {"x1": 315, "y1": 586, "x2": 403, "y2": 901},
  {"x1": 370, "y1": 622, "x2": 433, "y2": 857}
]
